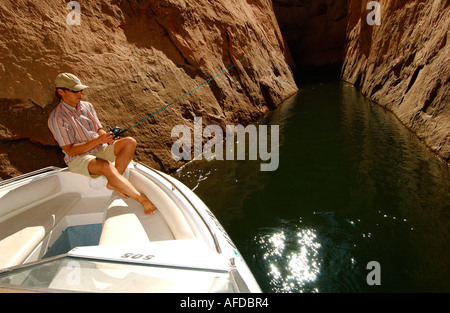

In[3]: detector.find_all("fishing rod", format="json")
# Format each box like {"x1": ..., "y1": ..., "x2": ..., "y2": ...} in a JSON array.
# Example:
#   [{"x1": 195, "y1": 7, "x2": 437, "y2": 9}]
[{"x1": 108, "y1": 51, "x2": 255, "y2": 139}]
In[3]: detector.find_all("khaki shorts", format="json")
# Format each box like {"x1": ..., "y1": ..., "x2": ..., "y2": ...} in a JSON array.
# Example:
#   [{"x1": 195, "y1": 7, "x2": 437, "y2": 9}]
[{"x1": 68, "y1": 142, "x2": 117, "y2": 178}]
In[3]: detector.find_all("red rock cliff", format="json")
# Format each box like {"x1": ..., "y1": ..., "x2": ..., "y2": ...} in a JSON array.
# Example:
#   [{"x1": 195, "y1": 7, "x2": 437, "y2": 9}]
[{"x1": 0, "y1": 0, "x2": 298, "y2": 178}]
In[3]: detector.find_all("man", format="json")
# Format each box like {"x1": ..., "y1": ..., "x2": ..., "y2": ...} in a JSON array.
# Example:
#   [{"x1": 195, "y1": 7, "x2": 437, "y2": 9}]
[{"x1": 48, "y1": 73, "x2": 156, "y2": 215}]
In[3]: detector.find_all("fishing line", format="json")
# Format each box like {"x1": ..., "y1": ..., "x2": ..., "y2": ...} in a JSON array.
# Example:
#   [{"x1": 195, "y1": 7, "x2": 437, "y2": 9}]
[{"x1": 109, "y1": 51, "x2": 255, "y2": 138}]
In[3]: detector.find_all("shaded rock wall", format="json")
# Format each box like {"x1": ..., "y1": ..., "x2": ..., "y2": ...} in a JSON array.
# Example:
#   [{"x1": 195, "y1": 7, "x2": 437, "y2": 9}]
[
  {"x1": 273, "y1": 0, "x2": 350, "y2": 82},
  {"x1": 274, "y1": 0, "x2": 449, "y2": 162},
  {"x1": 0, "y1": 0, "x2": 298, "y2": 178},
  {"x1": 341, "y1": 0, "x2": 449, "y2": 162}
]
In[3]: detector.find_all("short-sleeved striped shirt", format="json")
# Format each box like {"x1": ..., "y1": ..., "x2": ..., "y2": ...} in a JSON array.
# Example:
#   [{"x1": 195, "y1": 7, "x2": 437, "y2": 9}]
[{"x1": 48, "y1": 100, "x2": 104, "y2": 165}]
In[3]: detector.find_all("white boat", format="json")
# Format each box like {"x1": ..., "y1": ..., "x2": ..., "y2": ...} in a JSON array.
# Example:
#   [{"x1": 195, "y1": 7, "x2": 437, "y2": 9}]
[{"x1": 0, "y1": 161, "x2": 261, "y2": 293}]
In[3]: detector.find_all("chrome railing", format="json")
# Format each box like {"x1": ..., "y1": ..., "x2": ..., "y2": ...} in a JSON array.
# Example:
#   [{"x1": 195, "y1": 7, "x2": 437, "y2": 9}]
[{"x1": 0, "y1": 167, "x2": 63, "y2": 188}]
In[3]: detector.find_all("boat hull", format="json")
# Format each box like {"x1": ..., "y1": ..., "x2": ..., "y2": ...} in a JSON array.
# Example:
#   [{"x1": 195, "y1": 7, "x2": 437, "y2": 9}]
[{"x1": 0, "y1": 162, "x2": 261, "y2": 292}]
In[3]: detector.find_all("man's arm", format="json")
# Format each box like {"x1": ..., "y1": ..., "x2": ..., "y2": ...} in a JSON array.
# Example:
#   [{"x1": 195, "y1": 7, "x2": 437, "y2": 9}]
[{"x1": 61, "y1": 129, "x2": 115, "y2": 157}]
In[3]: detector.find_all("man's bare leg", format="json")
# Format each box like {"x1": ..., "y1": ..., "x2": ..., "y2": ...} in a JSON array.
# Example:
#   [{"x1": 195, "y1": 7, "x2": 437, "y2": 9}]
[
  {"x1": 113, "y1": 137, "x2": 137, "y2": 175},
  {"x1": 88, "y1": 158, "x2": 157, "y2": 215},
  {"x1": 106, "y1": 137, "x2": 136, "y2": 198}
]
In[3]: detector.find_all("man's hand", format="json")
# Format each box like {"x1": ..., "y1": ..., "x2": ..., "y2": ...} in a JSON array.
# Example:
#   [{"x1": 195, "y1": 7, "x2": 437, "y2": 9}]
[
  {"x1": 97, "y1": 131, "x2": 115, "y2": 145},
  {"x1": 61, "y1": 128, "x2": 116, "y2": 157}
]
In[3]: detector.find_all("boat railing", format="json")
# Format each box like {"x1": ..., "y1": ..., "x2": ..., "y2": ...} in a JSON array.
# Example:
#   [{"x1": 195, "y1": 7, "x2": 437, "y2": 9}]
[
  {"x1": 0, "y1": 166, "x2": 63, "y2": 188},
  {"x1": 134, "y1": 162, "x2": 223, "y2": 254}
]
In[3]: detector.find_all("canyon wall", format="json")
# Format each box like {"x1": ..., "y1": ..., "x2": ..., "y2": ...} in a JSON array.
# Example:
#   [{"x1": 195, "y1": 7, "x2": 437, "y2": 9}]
[
  {"x1": 341, "y1": 0, "x2": 449, "y2": 162},
  {"x1": 274, "y1": 0, "x2": 449, "y2": 162},
  {"x1": 0, "y1": 0, "x2": 298, "y2": 178},
  {"x1": 1, "y1": 0, "x2": 448, "y2": 179}
]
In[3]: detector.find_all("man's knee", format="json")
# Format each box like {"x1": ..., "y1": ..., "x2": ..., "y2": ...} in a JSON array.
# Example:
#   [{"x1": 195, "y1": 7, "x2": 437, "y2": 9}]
[
  {"x1": 124, "y1": 137, "x2": 137, "y2": 149},
  {"x1": 89, "y1": 158, "x2": 115, "y2": 176},
  {"x1": 102, "y1": 159, "x2": 116, "y2": 172},
  {"x1": 116, "y1": 136, "x2": 137, "y2": 154}
]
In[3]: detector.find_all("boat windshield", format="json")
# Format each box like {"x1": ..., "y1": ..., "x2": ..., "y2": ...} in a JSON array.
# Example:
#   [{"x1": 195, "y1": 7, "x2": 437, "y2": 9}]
[{"x1": 0, "y1": 256, "x2": 237, "y2": 293}]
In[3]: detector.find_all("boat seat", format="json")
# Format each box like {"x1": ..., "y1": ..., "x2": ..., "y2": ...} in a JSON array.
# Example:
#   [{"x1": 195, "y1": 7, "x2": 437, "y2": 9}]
[
  {"x1": 0, "y1": 175, "x2": 81, "y2": 268},
  {"x1": 0, "y1": 175, "x2": 61, "y2": 221},
  {"x1": 99, "y1": 170, "x2": 195, "y2": 246}
]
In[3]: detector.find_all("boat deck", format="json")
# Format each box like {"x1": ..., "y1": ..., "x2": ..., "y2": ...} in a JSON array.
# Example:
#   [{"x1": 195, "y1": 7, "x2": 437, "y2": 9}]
[
  {"x1": 0, "y1": 166, "x2": 198, "y2": 269},
  {"x1": 0, "y1": 164, "x2": 262, "y2": 293}
]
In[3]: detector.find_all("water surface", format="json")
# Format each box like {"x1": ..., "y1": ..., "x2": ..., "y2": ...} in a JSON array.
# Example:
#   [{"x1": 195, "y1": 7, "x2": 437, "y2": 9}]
[{"x1": 173, "y1": 81, "x2": 450, "y2": 292}]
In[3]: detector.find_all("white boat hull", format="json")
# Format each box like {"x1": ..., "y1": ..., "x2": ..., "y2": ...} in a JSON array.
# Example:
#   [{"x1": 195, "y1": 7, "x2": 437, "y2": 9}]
[{"x1": 0, "y1": 162, "x2": 261, "y2": 293}]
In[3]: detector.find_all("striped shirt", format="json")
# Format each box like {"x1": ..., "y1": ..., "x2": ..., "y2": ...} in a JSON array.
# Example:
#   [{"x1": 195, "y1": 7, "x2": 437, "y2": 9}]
[{"x1": 48, "y1": 100, "x2": 104, "y2": 164}]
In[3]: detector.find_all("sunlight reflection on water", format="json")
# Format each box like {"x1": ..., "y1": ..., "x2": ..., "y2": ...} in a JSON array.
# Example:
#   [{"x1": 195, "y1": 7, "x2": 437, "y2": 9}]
[{"x1": 256, "y1": 226, "x2": 322, "y2": 293}]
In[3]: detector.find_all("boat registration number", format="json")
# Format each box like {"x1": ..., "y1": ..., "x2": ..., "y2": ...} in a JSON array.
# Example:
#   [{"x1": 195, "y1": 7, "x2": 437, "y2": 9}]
[{"x1": 120, "y1": 253, "x2": 155, "y2": 261}]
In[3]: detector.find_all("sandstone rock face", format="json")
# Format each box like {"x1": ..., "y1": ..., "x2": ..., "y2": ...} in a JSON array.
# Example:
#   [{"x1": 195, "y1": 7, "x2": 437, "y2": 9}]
[
  {"x1": 274, "y1": 0, "x2": 449, "y2": 162},
  {"x1": 0, "y1": 0, "x2": 298, "y2": 178},
  {"x1": 341, "y1": 0, "x2": 450, "y2": 162}
]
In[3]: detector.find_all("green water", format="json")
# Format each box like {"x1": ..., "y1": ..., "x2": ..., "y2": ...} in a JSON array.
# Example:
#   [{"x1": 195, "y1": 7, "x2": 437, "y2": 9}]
[{"x1": 173, "y1": 81, "x2": 450, "y2": 293}]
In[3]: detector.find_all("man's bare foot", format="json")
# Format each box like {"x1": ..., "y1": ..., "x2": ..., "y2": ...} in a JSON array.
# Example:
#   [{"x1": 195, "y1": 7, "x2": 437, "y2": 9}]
[{"x1": 106, "y1": 182, "x2": 129, "y2": 198}]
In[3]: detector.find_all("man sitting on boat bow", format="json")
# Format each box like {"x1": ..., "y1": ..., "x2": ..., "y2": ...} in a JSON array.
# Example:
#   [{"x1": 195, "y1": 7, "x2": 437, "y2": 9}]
[{"x1": 48, "y1": 73, "x2": 157, "y2": 215}]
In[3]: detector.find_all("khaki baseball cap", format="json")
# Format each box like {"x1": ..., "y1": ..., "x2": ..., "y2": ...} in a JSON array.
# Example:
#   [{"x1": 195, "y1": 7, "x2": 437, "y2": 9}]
[{"x1": 55, "y1": 73, "x2": 89, "y2": 91}]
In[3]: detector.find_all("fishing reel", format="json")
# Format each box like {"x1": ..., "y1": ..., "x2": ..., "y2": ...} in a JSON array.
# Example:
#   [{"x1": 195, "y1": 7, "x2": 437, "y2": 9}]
[{"x1": 107, "y1": 126, "x2": 123, "y2": 139}]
